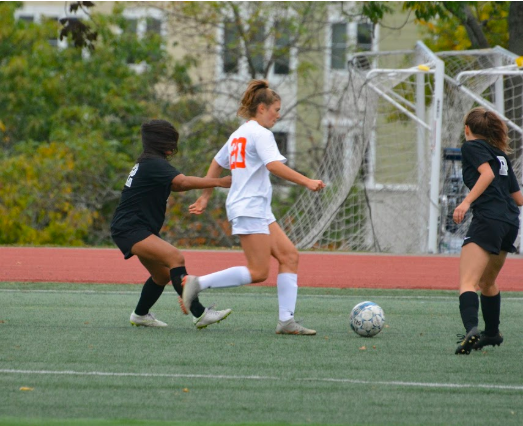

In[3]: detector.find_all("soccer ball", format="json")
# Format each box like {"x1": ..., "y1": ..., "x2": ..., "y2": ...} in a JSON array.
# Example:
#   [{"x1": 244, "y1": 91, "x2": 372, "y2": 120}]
[{"x1": 350, "y1": 301, "x2": 385, "y2": 337}]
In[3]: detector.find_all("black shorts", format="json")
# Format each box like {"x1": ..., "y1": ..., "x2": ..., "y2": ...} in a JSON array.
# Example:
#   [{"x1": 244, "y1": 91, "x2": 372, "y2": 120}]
[
  {"x1": 463, "y1": 215, "x2": 518, "y2": 255},
  {"x1": 111, "y1": 229, "x2": 154, "y2": 259}
]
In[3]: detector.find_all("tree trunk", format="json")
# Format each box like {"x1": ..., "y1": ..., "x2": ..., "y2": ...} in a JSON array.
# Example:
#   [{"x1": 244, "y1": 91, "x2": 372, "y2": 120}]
[
  {"x1": 461, "y1": 4, "x2": 490, "y2": 49},
  {"x1": 508, "y1": 2, "x2": 523, "y2": 55}
]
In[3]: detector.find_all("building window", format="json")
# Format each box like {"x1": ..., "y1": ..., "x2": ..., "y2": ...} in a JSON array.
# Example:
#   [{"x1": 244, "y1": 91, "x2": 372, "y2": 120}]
[
  {"x1": 18, "y1": 15, "x2": 34, "y2": 23},
  {"x1": 125, "y1": 18, "x2": 138, "y2": 34},
  {"x1": 331, "y1": 23, "x2": 347, "y2": 70},
  {"x1": 274, "y1": 22, "x2": 290, "y2": 75},
  {"x1": 273, "y1": 132, "x2": 288, "y2": 157},
  {"x1": 357, "y1": 22, "x2": 372, "y2": 51},
  {"x1": 15, "y1": 5, "x2": 89, "y2": 49},
  {"x1": 223, "y1": 20, "x2": 240, "y2": 74},
  {"x1": 146, "y1": 17, "x2": 162, "y2": 35},
  {"x1": 249, "y1": 21, "x2": 265, "y2": 75},
  {"x1": 42, "y1": 15, "x2": 60, "y2": 47}
]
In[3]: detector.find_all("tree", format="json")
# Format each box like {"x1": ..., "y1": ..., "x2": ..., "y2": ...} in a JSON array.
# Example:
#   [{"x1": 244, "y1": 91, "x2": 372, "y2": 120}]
[
  {"x1": 377, "y1": 1, "x2": 520, "y2": 54},
  {"x1": 0, "y1": 2, "x2": 231, "y2": 246}
]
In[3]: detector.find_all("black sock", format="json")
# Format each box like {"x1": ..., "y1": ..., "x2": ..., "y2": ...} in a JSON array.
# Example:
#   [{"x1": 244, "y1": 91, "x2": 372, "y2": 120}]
[
  {"x1": 170, "y1": 267, "x2": 205, "y2": 318},
  {"x1": 459, "y1": 291, "x2": 479, "y2": 333},
  {"x1": 480, "y1": 292, "x2": 501, "y2": 336},
  {"x1": 134, "y1": 277, "x2": 165, "y2": 316}
]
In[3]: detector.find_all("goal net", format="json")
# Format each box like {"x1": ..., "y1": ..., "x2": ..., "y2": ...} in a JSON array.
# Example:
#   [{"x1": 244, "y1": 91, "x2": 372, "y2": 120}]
[
  {"x1": 279, "y1": 43, "x2": 523, "y2": 254},
  {"x1": 279, "y1": 42, "x2": 445, "y2": 253},
  {"x1": 436, "y1": 47, "x2": 523, "y2": 253}
]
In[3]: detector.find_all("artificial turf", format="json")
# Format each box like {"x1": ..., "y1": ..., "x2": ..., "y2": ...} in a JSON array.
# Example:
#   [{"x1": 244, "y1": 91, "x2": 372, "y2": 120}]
[{"x1": 1, "y1": 283, "x2": 522, "y2": 425}]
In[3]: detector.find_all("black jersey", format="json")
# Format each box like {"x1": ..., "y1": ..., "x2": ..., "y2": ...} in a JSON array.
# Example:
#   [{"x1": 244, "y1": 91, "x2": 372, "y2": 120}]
[
  {"x1": 461, "y1": 139, "x2": 520, "y2": 226},
  {"x1": 111, "y1": 157, "x2": 180, "y2": 236}
]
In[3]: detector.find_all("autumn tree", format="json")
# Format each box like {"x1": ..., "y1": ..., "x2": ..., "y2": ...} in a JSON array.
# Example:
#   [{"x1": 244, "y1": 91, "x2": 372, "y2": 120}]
[{"x1": 0, "y1": 2, "x2": 232, "y2": 246}]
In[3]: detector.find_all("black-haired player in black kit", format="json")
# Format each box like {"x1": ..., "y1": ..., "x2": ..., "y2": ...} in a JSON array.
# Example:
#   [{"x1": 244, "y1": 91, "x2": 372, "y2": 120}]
[
  {"x1": 454, "y1": 107, "x2": 523, "y2": 355},
  {"x1": 111, "y1": 119, "x2": 232, "y2": 328}
]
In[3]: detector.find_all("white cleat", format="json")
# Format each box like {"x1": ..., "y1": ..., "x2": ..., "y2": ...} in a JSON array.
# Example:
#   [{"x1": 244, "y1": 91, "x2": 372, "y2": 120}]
[
  {"x1": 276, "y1": 318, "x2": 316, "y2": 335},
  {"x1": 193, "y1": 305, "x2": 232, "y2": 329},
  {"x1": 130, "y1": 311, "x2": 167, "y2": 327}
]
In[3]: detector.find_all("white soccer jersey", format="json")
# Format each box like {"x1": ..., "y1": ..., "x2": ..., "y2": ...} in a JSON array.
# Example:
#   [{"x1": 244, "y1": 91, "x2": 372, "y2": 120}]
[{"x1": 214, "y1": 120, "x2": 286, "y2": 221}]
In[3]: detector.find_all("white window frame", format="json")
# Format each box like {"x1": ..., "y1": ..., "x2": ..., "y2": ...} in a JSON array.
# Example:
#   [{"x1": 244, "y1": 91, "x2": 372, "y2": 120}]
[
  {"x1": 14, "y1": 4, "x2": 89, "y2": 49},
  {"x1": 122, "y1": 7, "x2": 166, "y2": 39},
  {"x1": 121, "y1": 7, "x2": 166, "y2": 73},
  {"x1": 215, "y1": 13, "x2": 298, "y2": 83}
]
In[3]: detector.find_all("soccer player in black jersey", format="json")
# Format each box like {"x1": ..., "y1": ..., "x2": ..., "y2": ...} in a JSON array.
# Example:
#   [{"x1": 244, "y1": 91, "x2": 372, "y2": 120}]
[
  {"x1": 111, "y1": 119, "x2": 232, "y2": 328},
  {"x1": 453, "y1": 107, "x2": 523, "y2": 355}
]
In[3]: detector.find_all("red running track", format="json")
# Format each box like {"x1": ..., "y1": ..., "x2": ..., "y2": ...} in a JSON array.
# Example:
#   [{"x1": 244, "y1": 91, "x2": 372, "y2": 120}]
[{"x1": 1, "y1": 247, "x2": 522, "y2": 291}]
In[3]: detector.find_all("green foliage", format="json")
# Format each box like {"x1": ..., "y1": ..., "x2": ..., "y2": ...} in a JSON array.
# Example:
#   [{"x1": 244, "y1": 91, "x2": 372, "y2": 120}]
[
  {"x1": 0, "y1": 142, "x2": 92, "y2": 245},
  {"x1": 361, "y1": 1, "x2": 395, "y2": 24},
  {"x1": 402, "y1": 1, "x2": 510, "y2": 51},
  {"x1": 0, "y1": 2, "x2": 226, "y2": 246}
]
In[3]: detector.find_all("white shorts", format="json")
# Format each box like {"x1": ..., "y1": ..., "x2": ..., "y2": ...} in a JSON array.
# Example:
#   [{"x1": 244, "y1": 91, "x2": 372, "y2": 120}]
[{"x1": 231, "y1": 213, "x2": 277, "y2": 235}]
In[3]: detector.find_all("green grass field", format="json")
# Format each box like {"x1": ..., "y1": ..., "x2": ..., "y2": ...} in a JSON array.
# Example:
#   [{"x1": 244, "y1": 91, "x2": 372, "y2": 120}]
[{"x1": 1, "y1": 282, "x2": 522, "y2": 426}]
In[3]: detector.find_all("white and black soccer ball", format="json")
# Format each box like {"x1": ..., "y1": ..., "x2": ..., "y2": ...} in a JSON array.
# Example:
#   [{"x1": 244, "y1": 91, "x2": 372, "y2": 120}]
[{"x1": 350, "y1": 301, "x2": 385, "y2": 337}]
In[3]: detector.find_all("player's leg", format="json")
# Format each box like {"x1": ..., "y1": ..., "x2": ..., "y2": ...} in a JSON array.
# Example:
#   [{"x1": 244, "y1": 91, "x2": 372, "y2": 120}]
[
  {"x1": 269, "y1": 221, "x2": 315, "y2": 336},
  {"x1": 181, "y1": 218, "x2": 271, "y2": 312},
  {"x1": 131, "y1": 235, "x2": 219, "y2": 326},
  {"x1": 474, "y1": 251, "x2": 506, "y2": 349},
  {"x1": 455, "y1": 242, "x2": 490, "y2": 354}
]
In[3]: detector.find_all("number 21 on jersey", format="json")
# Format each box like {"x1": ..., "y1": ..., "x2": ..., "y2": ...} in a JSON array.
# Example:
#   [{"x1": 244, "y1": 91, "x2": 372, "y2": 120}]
[{"x1": 230, "y1": 137, "x2": 247, "y2": 169}]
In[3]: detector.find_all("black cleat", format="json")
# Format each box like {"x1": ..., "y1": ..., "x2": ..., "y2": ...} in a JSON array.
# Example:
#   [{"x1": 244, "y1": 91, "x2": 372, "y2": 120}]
[
  {"x1": 455, "y1": 326, "x2": 480, "y2": 355},
  {"x1": 473, "y1": 331, "x2": 503, "y2": 350}
]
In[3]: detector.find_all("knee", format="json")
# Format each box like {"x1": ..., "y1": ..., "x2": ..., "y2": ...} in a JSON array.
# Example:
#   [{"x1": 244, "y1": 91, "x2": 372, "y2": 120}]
[
  {"x1": 278, "y1": 247, "x2": 299, "y2": 270},
  {"x1": 249, "y1": 267, "x2": 270, "y2": 283},
  {"x1": 479, "y1": 278, "x2": 497, "y2": 294},
  {"x1": 165, "y1": 249, "x2": 185, "y2": 269}
]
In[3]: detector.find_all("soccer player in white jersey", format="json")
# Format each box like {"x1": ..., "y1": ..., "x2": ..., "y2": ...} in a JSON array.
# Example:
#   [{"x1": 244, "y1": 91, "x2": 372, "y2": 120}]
[{"x1": 182, "y1": 79, "x2": 326, "y2": 335}]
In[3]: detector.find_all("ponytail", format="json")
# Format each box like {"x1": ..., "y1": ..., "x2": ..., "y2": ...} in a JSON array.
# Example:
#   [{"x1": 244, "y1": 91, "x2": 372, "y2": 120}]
[{"x1": 237, "y1": 79, "x2": 281, "y2": 119}]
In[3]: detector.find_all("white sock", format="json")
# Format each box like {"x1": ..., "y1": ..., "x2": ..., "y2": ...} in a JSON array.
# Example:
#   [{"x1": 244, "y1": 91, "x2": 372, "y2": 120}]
[
  {"x1": 199, "y1": 266, "x2": 252, "y2": 290},
  {"x1": 277, "y1": 273, "x2": 298, "y2": 321}
]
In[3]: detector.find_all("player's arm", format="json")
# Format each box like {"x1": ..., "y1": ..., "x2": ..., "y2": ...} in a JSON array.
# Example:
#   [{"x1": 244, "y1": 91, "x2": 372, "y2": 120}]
[
  {"x1": 171, "y1": 171, "x2": 230, "y2": 192},
  {"x1": 453, "y1": 162, "x2": 494, "y2": 224},
  {"x1": 511, "y1": 190, "x2": 523, "y2": 206},
  {"x1": 188, "y1": 159, "x2": 224, "y2": 215},
  {"x1": 266, "y1": 161, "x2": 325, "y2": 192}
]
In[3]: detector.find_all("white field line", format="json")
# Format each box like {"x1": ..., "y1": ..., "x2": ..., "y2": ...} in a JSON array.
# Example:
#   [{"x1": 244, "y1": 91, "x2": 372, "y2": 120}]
[
  {"x1": 1, "y1": 289, "x2": 523, "y2": 301},
  {"x1": 1, "y1": 368, "x2": 522, "y2": 391}
]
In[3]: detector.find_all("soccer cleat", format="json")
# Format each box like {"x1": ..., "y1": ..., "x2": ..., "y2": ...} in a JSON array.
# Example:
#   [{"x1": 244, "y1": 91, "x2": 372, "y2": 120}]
[
  {"x1": 473, "y1": 331, "x2": 504, "y2": 350},
  {"x1": 276, "y1": 318, "x2": 316, "y2": 335},
  {"x1": 181, "y1": 275, "x2": 201, "y2": 315},
  {"x1": 130, "y1": 311, "x2": 167, "y2": 327},
  {"x1": 455, "y1": 326, "x2": 480, "y2": 355},
  {"x1": 193, "y1": 305, "x2": 232, "y2": 329},
  {"x1": 178, "y1": 296, "x2": 188, "y2": 315}
]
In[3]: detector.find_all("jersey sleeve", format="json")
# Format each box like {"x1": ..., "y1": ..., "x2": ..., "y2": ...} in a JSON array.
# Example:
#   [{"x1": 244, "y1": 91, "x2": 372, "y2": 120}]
[
  {"x1": 461, "y1": 141, "x2": 493, "y2": 170},
  {"x1": 214, "y1": 142, "x2": 231, "y2": 169},
  {"x1": 254, "y1": 130, "x2": 287, "y2": 165},
  {"x1": 148, "y1": 159, "x2": 180, "y2": 184}
]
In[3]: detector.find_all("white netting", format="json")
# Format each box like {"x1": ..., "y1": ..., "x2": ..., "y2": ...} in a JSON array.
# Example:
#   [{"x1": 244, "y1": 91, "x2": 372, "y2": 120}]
[
  {"x1": 437, "y1": 47, "x2": 523, "y2": 253},
  {"x1": 279, "y1": 42, "x2": 443, "y2": 252},
  {"x1": 280, "y1": 43, "x2": 523, "y2": 254}
]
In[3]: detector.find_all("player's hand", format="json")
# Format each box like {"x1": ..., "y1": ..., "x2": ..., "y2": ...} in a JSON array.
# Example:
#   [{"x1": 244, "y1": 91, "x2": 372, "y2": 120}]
[
  {"x1": 189, "y1": 196, "x2": 209, "y2": 215},
  {"x1": 453, "y1": 201, "x2": 470, "y2": 224},
  {"x1": 307, "y1": 179, "x2": 326, "y2": 192},
  {"x1": 220, "y1": 175, "x2": 232, "y2": 188}
]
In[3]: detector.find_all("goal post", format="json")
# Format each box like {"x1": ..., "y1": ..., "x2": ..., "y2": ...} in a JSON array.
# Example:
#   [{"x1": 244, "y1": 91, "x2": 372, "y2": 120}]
[
  {"x1": 279, "y1": 41, "x2": 445, "y2": 253},
  {"x1": 278, "y1": 42, "x2": 523, "y2": 254}
]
